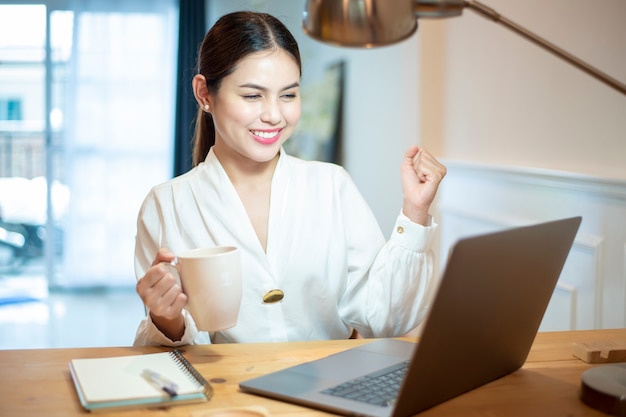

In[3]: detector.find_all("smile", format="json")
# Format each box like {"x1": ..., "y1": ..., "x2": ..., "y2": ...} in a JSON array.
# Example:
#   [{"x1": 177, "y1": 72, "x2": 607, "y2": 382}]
[
  {"x1": 251, "y1": 129, "x2": 279, "y2": 139},
  {"x1": 250, "y1": 129, "x2": 281, "y2": 144}
]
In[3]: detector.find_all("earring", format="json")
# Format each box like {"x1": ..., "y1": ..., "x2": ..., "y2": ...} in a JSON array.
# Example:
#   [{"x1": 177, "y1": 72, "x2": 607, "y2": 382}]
[{"x1": 204, "y1": 104, "x2": 209, "y2": 112}]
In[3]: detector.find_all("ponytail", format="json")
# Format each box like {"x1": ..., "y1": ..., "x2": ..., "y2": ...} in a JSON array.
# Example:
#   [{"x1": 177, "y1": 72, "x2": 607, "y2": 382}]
[{"x1": 192, "y1": 107, "x2": 215, "y2": 166}]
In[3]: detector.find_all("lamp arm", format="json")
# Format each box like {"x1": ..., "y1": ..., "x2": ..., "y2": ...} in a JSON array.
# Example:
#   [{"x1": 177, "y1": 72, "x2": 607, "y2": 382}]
[{"x1": 464, "y1": 0, "x2": 626, "y2": 96}]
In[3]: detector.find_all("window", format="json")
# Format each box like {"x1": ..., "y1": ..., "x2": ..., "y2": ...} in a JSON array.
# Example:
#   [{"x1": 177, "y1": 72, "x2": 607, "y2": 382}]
[
  {"x1": 0, "y1": 99, "x2": 22, "y2": 121},
  {"x1": 0, "y1": 1, "x2": 178, "y2": 288}
]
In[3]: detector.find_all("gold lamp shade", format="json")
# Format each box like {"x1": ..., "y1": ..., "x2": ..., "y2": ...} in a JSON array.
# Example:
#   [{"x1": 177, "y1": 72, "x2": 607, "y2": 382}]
[
  {"x1": 301, "y1": 0, "x2": 626, "y2": 95},
  {"x1": 302, "y1": 0, "x2": 418, "y2": 48}
]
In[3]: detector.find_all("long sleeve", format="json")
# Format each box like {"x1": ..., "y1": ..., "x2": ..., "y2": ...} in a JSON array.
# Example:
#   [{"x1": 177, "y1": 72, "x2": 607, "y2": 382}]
[
  {"x1": 342, "y1": 210, "x2": 437, "y2": 338},
  {"x1": 332, "y1": 167, "x2": 438, "y2": 338}
]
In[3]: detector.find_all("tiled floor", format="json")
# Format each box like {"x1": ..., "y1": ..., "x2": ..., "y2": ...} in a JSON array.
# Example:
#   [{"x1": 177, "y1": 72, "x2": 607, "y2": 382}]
[{"x1": 0, "y1": 267, "x2": 145, "y2": 350}]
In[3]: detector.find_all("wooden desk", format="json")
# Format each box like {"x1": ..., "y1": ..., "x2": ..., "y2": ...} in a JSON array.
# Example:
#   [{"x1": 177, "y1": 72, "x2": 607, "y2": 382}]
[{"x1": 1, "y1": 329, "x2": 624, "y2": 417}]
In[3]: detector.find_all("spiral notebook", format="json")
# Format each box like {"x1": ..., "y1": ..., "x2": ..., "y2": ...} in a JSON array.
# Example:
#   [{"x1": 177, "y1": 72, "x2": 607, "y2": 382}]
[{"x1": 69, "y1": 350, "x2": 212, "y2": 413}]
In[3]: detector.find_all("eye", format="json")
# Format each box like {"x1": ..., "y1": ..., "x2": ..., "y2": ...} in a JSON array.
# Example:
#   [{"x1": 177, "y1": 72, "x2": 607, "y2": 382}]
[
  {"x1": 281, "y1": 92, "x2": 298, "y2": 100},
  {"x1": 243, "y1": 94, "x2": 262, "y2": 101}
]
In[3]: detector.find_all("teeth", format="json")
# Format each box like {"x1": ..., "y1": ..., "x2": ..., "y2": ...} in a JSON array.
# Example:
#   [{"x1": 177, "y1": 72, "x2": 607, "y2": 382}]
[{"x1": 252, "y1": 130, "x2": 278, "y2": 139}]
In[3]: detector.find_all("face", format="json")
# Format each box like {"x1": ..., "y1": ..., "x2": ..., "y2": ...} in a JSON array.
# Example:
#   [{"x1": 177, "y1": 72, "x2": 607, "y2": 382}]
[{"x1": 206, "y1": 48, "x2": 301, "y2": 166}]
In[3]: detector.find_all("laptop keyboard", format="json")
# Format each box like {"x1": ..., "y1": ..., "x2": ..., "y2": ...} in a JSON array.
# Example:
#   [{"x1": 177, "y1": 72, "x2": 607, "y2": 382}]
[{"x1": 321, "y1": 361, "x2": 409, "y2": 407}]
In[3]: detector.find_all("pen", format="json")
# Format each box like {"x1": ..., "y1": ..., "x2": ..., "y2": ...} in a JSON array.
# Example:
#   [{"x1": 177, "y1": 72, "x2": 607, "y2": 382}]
[{"x1": 141, "y1": 369, "x2": 179, "y2": 396}]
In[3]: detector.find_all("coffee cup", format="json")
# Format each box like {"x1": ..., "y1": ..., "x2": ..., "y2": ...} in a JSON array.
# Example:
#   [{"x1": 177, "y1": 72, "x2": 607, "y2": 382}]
[{"x1": 171, "y1": 246, "x2": 242, "y2": 332}]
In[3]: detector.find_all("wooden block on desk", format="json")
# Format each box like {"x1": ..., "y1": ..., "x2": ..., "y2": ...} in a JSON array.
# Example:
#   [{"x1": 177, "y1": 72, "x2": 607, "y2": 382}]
[{"x1": 572, "y1": 340, "x2": 626, "y2": 363}]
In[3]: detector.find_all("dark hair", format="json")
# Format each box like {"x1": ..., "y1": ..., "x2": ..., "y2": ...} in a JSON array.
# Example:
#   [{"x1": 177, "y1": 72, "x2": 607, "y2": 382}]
[{"x1": 192, "y1": 11, "x2": 302, "y2": 166}]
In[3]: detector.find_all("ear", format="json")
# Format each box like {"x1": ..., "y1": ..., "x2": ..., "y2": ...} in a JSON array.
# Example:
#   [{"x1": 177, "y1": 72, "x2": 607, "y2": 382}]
[{"x1": 192, "y1": 74, "x2": 211, "y2": 111}]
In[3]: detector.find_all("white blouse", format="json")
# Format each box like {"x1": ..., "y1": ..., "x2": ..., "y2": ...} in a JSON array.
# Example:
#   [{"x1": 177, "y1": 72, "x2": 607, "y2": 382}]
[{"x1": 133, "y1": 148, "x2": 438, "y2": 346}]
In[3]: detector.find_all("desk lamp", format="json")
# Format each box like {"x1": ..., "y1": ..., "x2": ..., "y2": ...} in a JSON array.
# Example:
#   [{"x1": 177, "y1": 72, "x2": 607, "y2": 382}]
[{"x1": 302, "y1": 0, "x2": 626, "y2": 96}]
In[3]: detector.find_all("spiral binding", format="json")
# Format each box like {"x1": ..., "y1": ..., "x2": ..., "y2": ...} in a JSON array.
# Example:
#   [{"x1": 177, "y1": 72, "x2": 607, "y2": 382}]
[{"x1": 169, "y1": 350, "x2": 214, "y2": 398}]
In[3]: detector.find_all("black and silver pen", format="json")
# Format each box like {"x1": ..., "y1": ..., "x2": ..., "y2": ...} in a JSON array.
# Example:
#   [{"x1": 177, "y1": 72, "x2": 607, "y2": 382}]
[{"x1": 141, "y1": 368, "x2": 179, "y2": 396}]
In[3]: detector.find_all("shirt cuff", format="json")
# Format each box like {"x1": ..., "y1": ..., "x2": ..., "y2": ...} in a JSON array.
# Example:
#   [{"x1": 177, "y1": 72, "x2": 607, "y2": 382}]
[
  {"x1": 390, "y1": 210, "x2": 438, "y2": 252},
  {"x1": 143, "y1": 311, "x2": 197, "y2": 346}
]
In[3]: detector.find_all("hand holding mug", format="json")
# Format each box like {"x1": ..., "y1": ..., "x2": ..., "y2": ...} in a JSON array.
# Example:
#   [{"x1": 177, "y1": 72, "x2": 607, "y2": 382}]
[{"x1": 136, "y1": 248, "x2": 188, "y2": 322}]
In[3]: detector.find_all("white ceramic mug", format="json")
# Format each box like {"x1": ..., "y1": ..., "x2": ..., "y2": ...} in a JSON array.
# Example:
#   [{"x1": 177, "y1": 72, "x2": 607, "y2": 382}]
[{"x1": 171, "y1": 246, "x2": 242, "y2": 332}]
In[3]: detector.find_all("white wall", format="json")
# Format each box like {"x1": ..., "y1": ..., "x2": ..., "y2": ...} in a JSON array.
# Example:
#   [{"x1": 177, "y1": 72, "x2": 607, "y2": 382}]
[
  {"x1": 418, "y1": 0, "x2": 626, "y2": 179},
  {"x1": 418, "y1": 0, "x2": 626, "y2": 330},
  {"x1": 438, "y1": 163, "x2": 626, "y2": 331}
]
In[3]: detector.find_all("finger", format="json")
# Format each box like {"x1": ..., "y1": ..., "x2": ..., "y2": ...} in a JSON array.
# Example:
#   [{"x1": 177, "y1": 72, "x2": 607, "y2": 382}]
[
  {"x1": 151, "y1": 281, "x2": 187, "y2": 319},
  {"x1": 411, "y1": 150, "x2": 433, "y2": 182},
  {"x1": 408, "y1": 147, "x2": 439, "y2": 176},
  {"x1": 138, "y1": 262, "x2": 171, "y2": 289},
  {"x1": 136, "y1": 263, "x2": 176, "y2": 308},
  {"x1": 401, "y1": 146, "x2": 421, "y2": 180},
  {"x1": 404, "y1": 144, "x2": 420, "y2": 160},
  {"x1": 413, "y1": 150, "x2": 446, "y2": 182},
  {"x1": 151, "y1": 248, "x2": 176, "y2": 267},
  {"x1": 161, "y1": 284, "x2": 188, "y2": 314},
  {"x1": 138, "y1": 269, "x2": 185, "y2": 318}
]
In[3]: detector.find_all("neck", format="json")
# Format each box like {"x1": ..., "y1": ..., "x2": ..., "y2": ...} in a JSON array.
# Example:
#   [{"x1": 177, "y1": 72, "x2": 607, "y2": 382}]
[{"x1": 212, "y1": 145, "x2": 280, "y2": 187}]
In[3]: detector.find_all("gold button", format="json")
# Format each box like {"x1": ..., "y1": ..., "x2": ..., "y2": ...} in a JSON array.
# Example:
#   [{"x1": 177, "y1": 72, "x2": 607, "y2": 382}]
[
  {"x1": 397, "y1": 226, "x2": 405, "y2": 234},
  {"x1": 263, "y1": 289, "x2": 284, "y2": 304}
]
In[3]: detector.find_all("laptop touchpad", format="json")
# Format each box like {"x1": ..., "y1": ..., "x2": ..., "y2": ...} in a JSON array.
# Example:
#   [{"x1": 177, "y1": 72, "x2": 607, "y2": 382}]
[{"x1": 291, "y1": 345, "x2": 408, "y2": 381}]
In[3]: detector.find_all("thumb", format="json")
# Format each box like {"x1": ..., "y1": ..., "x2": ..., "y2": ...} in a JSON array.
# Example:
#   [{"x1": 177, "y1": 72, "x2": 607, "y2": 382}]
[
  {"x1": 152, "y1": 248, "x2": 176, "y2": 266},
  {"x1": 403, "y1": 145, "x2": 420, "y2": 161}
]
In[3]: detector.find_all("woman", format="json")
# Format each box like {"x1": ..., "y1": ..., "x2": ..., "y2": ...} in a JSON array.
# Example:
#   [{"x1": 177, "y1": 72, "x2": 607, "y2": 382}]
[{"x1": 134, "y1": 11, "x2": 446, "y2": 346}]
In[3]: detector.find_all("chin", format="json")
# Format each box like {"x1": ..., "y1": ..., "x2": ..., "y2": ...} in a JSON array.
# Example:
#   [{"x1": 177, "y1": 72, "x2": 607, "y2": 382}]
[{"x1": 248, "y1": 146, "x2": 282, "y2": 164}]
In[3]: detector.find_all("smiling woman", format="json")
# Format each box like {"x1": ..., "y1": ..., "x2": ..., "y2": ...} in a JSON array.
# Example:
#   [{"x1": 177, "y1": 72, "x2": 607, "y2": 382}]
[{"x1": 132, "y1": 11, "x2": 446, "y2": 348}]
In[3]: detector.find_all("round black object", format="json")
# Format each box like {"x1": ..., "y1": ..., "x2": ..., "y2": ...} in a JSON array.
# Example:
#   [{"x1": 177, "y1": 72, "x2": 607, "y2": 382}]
[{"x1": 580, "y1": 362, "x2": 626, "y2": 416}]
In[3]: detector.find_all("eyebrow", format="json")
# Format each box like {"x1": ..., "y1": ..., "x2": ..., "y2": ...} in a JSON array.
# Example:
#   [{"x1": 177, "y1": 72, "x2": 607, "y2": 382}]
[{"x1": 239, "y1": 82, "x2": 300, "y2": 91}]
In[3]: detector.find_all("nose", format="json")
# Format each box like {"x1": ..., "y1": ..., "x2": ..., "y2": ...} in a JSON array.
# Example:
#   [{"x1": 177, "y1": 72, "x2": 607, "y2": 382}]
[{"x1": 260, "y1": 99, "x2": 281, "y2": 124}]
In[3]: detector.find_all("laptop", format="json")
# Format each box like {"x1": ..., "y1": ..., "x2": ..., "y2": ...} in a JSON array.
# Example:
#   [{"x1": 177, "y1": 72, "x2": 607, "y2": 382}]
[{"x1": 239, "y1": 216, "x2": 582, "y2": 417}]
